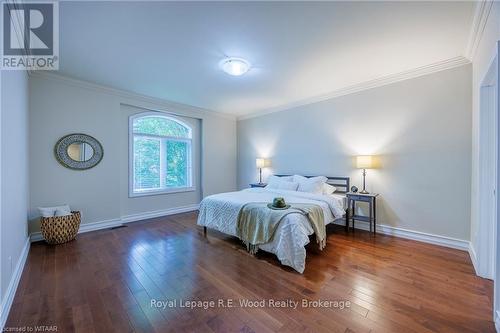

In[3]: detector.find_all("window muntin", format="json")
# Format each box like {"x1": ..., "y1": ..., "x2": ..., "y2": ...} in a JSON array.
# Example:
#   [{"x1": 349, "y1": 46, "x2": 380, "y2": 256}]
[
  {"x1": 133, "y1": 116, "x2": 191, "y2": 138},
  {"x1": 130, "y1": 113, "x2": 193, "y2": 196}
]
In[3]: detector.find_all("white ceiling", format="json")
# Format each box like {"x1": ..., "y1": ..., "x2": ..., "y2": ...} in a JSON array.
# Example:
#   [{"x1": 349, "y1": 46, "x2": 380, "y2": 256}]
[{"x1": 59, "y1": 1, "x2": 475, "y2": 116}]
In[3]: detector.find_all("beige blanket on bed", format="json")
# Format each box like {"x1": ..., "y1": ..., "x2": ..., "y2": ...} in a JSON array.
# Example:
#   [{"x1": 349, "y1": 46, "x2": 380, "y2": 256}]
[{"x1": 236, "y1": 203, "x2": 326, "y2": 254}]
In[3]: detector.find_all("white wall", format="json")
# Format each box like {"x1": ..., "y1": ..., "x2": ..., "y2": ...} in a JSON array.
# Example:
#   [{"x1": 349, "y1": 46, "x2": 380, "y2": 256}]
[
  {"x1": 238, "y1": 65, "x2": 472, "y2": 241},
  {"x1": 1, "y1": 71, "x2": 29, "y2": 300},
  {"x1": 29, "y1": 73, "x2": 237, "y2": 233}
]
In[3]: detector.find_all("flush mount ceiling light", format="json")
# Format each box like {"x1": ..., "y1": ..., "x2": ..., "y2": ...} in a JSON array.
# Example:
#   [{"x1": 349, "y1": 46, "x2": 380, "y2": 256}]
[{"x1": 219, "y1": 57, "x2": 250, "y2": 76}]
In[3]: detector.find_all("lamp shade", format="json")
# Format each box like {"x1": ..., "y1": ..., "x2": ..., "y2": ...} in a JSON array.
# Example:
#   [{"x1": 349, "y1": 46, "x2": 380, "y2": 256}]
[
  {"x1": 256, "y1": 158, "x2": 271, "y2": 168},
  {"x1": 356, "y1": 155, "x2": 375, "y2": 169},
  {"x1": 256, "y1": 158, "x2": 266, "y2": 168}
]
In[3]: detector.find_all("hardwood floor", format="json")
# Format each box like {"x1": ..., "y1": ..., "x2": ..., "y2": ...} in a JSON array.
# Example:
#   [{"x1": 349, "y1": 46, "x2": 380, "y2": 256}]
[{"x1": 6, "y1": 212, "x2": 494, "y2": 332}]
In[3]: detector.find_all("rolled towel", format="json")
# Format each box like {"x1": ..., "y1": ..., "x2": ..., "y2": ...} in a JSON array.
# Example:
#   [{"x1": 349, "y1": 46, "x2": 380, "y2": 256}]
[
  {"x1": 54, "y1": 208, "x2": 72, "y2": 217},
  {"x1": 38, "y1": 205, "x2": 71, "y2": 217}
]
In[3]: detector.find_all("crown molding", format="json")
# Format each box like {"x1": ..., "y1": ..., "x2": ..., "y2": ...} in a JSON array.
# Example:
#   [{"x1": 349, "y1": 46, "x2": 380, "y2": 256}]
[
  {"x1": 238, "y1": 56, "x2": 471, "y2": 121},
  {"x1": 29, "y1": 71, "x2": 237, "y2": 120},
  {"x1": 31, "y1": 54, "x2": 470, "y2": 123},
  {"x1": 465, "y1": 0, "x2": 494, "y2": 60}
]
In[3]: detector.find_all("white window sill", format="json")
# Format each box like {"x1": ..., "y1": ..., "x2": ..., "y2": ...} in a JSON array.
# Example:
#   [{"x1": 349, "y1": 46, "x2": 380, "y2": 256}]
[{"x1": 129, "y1": 187, "x2": 196, "y2": 198}]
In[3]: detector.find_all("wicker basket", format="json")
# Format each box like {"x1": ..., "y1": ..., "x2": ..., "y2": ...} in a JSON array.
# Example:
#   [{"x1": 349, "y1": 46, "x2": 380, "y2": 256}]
[{"x1": 40, "y1": 211, "x2": 81, "y2": 244}]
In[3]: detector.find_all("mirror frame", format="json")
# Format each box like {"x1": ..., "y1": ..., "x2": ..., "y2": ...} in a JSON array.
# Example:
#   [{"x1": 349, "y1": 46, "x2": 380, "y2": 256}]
[{"x1": 54, "y1": 133, "x2": 104, "y2": 170}]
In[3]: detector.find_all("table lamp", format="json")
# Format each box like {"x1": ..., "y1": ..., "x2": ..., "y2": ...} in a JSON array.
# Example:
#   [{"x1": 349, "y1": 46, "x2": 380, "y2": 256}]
[
  {"x1": 256, "y1": 158, "x2": 269, "y2": 184},
  {"x1": 356, "y1": 155, "x2": 376, "y2": 194}
]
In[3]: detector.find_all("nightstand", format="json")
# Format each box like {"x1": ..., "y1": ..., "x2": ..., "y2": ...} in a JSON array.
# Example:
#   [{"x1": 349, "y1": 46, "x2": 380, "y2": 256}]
[
  {"x1": 249, "y1": 183, "x2": 267, "y2": 188},
  {"x1": 346, "y1": 192, "x2": 379, "y2": 234}
]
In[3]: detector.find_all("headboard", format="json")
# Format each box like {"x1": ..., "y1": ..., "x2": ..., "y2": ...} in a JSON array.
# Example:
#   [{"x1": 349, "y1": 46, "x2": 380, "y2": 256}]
[{"x1": 275, "y1": 175, "x2": 350, "y2": 194}]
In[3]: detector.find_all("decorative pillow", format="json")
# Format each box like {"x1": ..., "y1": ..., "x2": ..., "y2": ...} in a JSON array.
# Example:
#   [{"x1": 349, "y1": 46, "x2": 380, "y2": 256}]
[
  {"x1": 293, "y1": 175, "x2": 327, "y2": 194},
  {"x1": 38, "y1": 205, "x2": 71, "y2": 217},
  {"x1": 322, "y1": 183, "x2": 337, "y2": 195}
]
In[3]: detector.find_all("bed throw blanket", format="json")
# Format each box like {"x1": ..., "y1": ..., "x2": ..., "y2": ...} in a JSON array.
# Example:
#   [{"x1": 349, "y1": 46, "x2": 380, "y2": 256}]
[{"x1": 236, "y1": 203, "x2": 326, "y2": 254}]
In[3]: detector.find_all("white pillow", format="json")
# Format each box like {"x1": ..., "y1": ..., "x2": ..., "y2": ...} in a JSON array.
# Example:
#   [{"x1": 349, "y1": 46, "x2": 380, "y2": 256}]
[
  {"x1": 266, "y1": 177, "x2": 299, "y2": 191},
  {"x1": 266, "y1": 176, "x2": 282, "y2": 189},
  {"x1": 323, "y1": 183, "x2": 337, "y2": 195},
  {"x1": 293, "y1": 175, "x2": 327, "y2": 194},
  {"x1": 38, "y1": 205, "x2": 71, "y2": 217},
  {"x1": 277, "y1": 181, "x2": 299, "y2": 191},
  {"x1": 267, "y1": 175, "x2": 293, "y2": 184}
]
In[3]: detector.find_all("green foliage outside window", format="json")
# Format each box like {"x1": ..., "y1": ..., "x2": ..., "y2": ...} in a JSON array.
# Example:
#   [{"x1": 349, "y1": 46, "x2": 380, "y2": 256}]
[
  {"x1": 134, "y1": 137, "x2": 160, "y2": 190},
  {"x1": 167, "y1": 141, "x2": 188, "y2": 187},
  {"x1": 133, "y1": 116, "x2": 190, "y2": 138}
]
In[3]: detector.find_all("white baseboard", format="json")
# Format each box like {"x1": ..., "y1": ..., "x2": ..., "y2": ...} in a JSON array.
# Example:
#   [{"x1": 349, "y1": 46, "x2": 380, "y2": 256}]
[
  {"x1": 121, "y1": 204, "x2": 199, "y2": 223},
  {"x1": 30, "y1": 217, "x2": 122, "y2": 242},
  {"x1": 0, "y1": 237, "x2": 30, "y2": 331},
  {"x1": 468, "y1": 242, "x2": 479, "y2": 275},
  {"x1": 30, "y1": 204, "x2": 199, "y2": 242},
  {"x1": 495, "y1": 310, "x2": 500, "y2": 333},
  {"x1": 31, "y1": 208, "x2": 468, "y2": 251},
  {"x1": 334, "y1": 220, "x2": 469, "y2": 251}
]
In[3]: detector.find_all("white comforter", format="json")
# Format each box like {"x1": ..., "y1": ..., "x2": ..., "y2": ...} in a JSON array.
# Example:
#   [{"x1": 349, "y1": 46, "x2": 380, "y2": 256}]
[{"x1": 197, "y1": 188, "x2": 345, "y2": 273}]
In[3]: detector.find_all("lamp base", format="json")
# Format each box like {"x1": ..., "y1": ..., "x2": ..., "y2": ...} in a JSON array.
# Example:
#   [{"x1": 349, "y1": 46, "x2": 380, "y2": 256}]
[{"x1": 360, "y1": 169, "x2": 369, "y2": 194}]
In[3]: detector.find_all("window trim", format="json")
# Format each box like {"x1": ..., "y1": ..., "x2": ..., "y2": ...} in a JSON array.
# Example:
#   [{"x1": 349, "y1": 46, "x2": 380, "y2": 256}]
[{"x1": 129, "y1": 111, "x2": 195, "y2": 198}]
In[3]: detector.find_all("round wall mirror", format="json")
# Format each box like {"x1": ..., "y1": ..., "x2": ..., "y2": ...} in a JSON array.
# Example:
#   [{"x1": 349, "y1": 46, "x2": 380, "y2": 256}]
[
  {"x1": 55, "y1": 134, "x2": 103, "y2": 170},
  {"x1": 67, "y1": 142, "x2": 95, "y2": 162}
]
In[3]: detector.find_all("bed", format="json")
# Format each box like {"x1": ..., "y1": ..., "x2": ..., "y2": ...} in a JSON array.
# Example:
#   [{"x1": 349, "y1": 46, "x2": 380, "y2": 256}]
[{"x1": 197, "y1": 176, "x2": 350, "y2": 273}]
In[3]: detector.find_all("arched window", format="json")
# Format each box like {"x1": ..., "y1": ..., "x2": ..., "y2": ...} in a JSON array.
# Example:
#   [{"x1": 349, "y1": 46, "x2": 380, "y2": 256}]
[{"x1": 130, "y1": 112, "x2": 193, "y2": 196}]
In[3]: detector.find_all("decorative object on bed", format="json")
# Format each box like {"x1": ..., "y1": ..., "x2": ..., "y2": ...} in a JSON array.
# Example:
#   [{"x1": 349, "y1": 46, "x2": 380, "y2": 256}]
[
  {"x1": 355, "y1": 155, "x2": 377, "y2": 194},
  {"x1": 255, "y1": 158, "x2": 270, "y2": 184},
  {"x1": 351, "y1": 185, "x2": 358, "y2": 193},
  {"x1": 346, "y1": 192, "x2": 379, "y2": 234},
  {"x1": 40, "y1": 211, "x2": 81, "y2": 244},
  {"x1": 236, "y1": 202, "x2": 326, "y2": 254},
  {"x1": 268, "y1": 197, "x2": 290, "y2": 210},
  {"x1": 55, "y1": 133, "x2": 103, "y2": 170}
]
